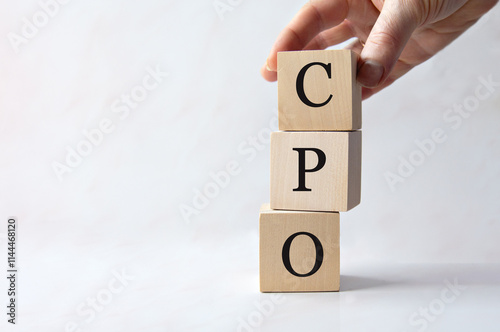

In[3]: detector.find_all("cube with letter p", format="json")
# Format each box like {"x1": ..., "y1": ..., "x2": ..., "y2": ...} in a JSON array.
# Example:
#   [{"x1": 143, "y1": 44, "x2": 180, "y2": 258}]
[{"x1": 270, "y1": 131, "x2": 361, "y2": 212}]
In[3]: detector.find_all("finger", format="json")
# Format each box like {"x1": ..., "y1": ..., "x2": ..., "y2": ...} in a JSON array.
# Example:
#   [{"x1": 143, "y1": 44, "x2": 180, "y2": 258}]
[
  {"x1": 260, "y1": 63, "x2": 277, "y2": 82},
  {"x1": 361, "y1": 59, "x2": 414, "y2": 99},
  {"x1": 303, "y1": 22, "x2": 354, "y2": 50},
  {"x1": 345, "y1": 36, "x2": 415, "y2": 99},
  {"x1": 361, "y1": 87, "x2": 375, "y2": 100},
  {"x1": 344, "y1": 37, "x2": 363, "y2": 55},
  {"x1": 362, "y1": 75, "x2": 398, "y2": 99},
  {"x1": 262, "y1": 0, "x2": 349, "y2": 75},
  {"x1": 357, "y1": 0, "x2": 420, "y2": 88}
]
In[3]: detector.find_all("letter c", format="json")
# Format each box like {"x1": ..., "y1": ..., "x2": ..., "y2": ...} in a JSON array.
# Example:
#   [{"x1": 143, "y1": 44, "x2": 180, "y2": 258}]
[{"x1": 296, "y1": 62, "x2": 333, "y2": 107}]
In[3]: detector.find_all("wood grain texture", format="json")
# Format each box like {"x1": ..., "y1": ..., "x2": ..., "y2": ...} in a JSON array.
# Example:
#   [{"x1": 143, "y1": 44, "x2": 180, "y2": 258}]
[
  {"x1": 259, "y1": 204, "x2": 340, "y2": 292},
  {"x1": 277, "y1": 50, "x2": 361, "y2": 131},
  {"x1": 270, "y1": 131, "x2": 361, "y2": 212}
]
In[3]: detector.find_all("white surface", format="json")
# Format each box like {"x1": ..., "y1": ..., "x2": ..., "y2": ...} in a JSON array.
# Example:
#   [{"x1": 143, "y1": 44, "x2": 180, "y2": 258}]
[{"x1": 0, "y1": 1, "x2": 499, "y2": 331}]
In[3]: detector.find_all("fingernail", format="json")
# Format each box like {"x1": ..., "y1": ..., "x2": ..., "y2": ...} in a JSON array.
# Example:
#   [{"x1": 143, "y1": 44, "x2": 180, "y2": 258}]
[
  {"x1": 265, "y1": 60, "x2": 272, "y2": 72},
  {"x1": 357, "y1": 60, "x2": 384, "y2": 88}
]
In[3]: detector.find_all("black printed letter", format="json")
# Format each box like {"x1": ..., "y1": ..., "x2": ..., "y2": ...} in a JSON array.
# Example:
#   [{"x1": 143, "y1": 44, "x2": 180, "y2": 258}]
[{"x1": 296, "y1": 62, "x2": 333, "y2": 107}]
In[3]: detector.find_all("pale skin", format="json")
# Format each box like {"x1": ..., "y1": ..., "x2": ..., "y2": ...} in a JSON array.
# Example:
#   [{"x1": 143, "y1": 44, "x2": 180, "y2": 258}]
[{"x1": 261, "y1": 0, "x2": 499, "y2": 99}]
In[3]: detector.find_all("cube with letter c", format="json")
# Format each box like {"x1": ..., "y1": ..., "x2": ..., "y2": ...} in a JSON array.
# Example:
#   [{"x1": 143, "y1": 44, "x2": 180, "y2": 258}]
[{"x1": 277, "y1": 50, "x2": 361, "y2": 131}]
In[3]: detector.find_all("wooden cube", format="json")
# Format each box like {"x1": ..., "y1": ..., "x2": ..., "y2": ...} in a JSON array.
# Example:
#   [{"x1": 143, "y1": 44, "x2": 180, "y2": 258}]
[
  {"x1": 270, "y1": 131, "x2": 361, "y2": 212},
  {"x1": 259, "y1": 204, "x2": 339, "y2": 292},
  {"x1": 278, "y1": 50, "x2": 361, "y2": 131}
]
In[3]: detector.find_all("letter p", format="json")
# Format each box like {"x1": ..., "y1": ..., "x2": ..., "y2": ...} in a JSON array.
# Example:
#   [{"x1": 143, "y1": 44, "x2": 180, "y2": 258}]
[{"x1": 292, "y1": 148, "x2": 326, "y2": 192}]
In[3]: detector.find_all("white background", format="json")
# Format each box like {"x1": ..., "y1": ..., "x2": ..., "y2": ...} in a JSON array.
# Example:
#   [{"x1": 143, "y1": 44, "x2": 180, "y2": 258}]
[{"x1": 0, "y1": 0, "x2": 499, "y2": 331}]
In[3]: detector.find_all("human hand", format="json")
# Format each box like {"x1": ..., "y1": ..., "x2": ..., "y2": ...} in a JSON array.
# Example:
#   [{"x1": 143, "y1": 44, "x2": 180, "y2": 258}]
[{"x1": 261, "y1": 0, "x2": 498, "y2": 99}]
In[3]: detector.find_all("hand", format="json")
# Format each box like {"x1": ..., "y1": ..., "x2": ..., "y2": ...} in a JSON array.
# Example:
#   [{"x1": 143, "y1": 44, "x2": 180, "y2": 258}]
[{"x1": 261, "y1": 0, "x2": 498, "y2": 99}]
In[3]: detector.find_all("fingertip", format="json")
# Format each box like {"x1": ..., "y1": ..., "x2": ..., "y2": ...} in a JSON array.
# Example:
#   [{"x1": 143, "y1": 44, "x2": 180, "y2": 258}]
[
  {"x1": 344, "y1": 38, "x2": 363, "y2": 57},
  {"x1": 260, "y1": 64, "x2": 277, "y2": 82},
  {"x1": 358, "y1": 1, "x2": 418, "y2": 89},
  {"x1": 361, "y1": 87, "x2": 375, "y2": 100},
  {"x1": 357, "y1": 60, "x2": 384, "y2": 88},
  {"x1": 266, "y1": 54, "x2": 278, "y2": 72},
  {"x1": 265, "y1": 58, "x2": 275, "y2": 72}
]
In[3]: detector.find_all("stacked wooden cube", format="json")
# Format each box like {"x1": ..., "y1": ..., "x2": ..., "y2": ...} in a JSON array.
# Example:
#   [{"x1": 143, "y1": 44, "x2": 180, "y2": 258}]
[{"x1": 259, "y1": 50, "x2": 362, "y2": 292}]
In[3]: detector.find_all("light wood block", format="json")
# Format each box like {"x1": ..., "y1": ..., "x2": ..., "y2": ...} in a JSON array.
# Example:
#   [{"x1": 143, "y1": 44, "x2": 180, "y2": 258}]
[
  {"x1": 270, "y1": 131, "x2": 361, "y2": 212},
  {"x1": 259, "y1": 204, "x2": 339, "y2": 292},
  {"x1": 277, "y1": 50, "x2": 361, "y2": 131}
]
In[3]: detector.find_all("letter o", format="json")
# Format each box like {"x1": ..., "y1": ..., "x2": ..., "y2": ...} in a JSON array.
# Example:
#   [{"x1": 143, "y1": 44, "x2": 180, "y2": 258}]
[
  {"x1": 97, "y1": 289, "x2": 113, "y2": 305},
  {"x1": 77, "y1": 140, "x2": 93, "y2": 157},
  {"x1": 33, "y1": 12, "x2": 49, "y2": 27},
  {"x1": 204, "y1": 182, "x2": 220, "y2": 198},
  {"x1": 429, "y1": 299, "x2": 445, "y2": 315},
  {"x1": 247, "y1": 312, "x2": 263, "y2": 327},
  {"x1": 282, "y1": 232, "x2": 323, "y2": 277},
  {"x1": 131, "y1": 86, "x2": 147, "y2": 102},
  {"x1": 257, "y1": 128, "x2": 272, "y2": 144},
  {"x1": 409, "y1": 150, "x2": 425, "y2": 166},
  {"x1": 463, "y1": 96, "x2": 479, "y2": 112},
  {"x1": 269, "y1": 116, "x2": 279, "y2": 131}
]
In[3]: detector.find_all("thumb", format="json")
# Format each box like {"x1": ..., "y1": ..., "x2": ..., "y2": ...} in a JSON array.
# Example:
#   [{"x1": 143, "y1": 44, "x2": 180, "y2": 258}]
[{"x1": 357, "y1": 0, "x2": 421, "y2": 88}]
